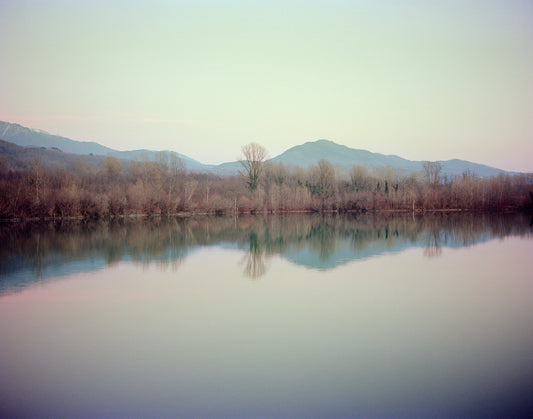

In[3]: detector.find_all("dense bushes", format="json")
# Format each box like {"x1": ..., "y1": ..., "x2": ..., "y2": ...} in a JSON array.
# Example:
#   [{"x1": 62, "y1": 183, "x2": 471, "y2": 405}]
[{"x1": 0, "y1": 155, "x2": 532, "y2": 220}]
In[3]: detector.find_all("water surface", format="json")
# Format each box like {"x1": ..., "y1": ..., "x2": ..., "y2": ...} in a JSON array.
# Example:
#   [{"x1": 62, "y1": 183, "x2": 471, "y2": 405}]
[{"x1": 1, "y1": 213, "x2": 532, "y2": 418}]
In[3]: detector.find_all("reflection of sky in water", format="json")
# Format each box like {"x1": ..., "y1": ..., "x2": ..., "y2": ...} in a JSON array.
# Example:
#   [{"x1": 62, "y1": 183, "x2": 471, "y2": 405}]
[{"x1": 1, "y1": 237, "x2": 532, "y2": 418}]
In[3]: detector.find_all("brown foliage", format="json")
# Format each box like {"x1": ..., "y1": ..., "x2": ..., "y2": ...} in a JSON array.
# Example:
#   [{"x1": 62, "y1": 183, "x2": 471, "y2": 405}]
[{"x1": 0, "y1": 149, "x2": 531, "y2": 220}]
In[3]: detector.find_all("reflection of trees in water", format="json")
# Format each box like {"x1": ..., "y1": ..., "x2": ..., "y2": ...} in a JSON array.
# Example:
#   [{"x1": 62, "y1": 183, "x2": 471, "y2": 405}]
[
  {"x1": 424, "y1": 231, "x2": 443, "y2": 258},
  {"x1": 241, "y1": 232, "x2": 269, "y2": 279},
  {"x1": 0, "y1": 212, "x2": 531, "y2": 287},
  {"x1": 306, "y1": 222, "x2": 337, "y2": 261}
]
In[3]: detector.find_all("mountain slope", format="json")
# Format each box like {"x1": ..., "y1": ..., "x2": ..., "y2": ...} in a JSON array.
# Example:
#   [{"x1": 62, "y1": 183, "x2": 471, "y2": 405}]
[
  {"x1": 0, "y1": 121, "x2": 207, "y2": 172},
  {"x1": 0, "y1": 121, "x2": 515, "y2": 177},
  {"x1": 271, "y1": 140, "x2": 420, "y2": 172},
  {"x1": 0, "y1": 139, "x2": 106, "y2": 170},
  {"x1": 272, "y1": 139, "x2": 509, "y2": 177},
  {"x1": 0, "y1": 121, "x2": 113, "y2": 155}
]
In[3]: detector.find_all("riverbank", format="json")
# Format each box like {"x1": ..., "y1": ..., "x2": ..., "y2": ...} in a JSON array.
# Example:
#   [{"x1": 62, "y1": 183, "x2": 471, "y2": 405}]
[{"x1": 1, "y1": 207, "x2": 529, "y2": 224}]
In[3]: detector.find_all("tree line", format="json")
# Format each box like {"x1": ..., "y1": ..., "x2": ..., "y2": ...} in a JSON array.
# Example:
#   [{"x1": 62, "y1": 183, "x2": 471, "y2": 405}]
[{"x1": 0, "y1": 142, "x2": 532, "y2": 219}]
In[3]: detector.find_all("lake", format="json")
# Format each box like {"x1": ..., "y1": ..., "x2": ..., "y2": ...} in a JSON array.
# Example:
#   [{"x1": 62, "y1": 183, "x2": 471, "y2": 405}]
[{"x1": 1, "y1": 213, "x2": 532, "y2": 418}]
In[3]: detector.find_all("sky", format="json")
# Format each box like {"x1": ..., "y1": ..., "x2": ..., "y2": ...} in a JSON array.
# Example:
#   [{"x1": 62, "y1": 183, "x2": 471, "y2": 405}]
[{"x1": 0, "y1": 0, "x2": 532, "y2": 172}]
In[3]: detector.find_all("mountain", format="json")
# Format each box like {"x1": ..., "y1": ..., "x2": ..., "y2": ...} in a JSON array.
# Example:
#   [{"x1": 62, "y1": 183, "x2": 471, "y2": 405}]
[
  {"x1": 272, "y1": 139, "x2": 510, "y2": 177},
  {"x1": 271, "y1": 140, "x2": 422, "y2": 172},
  {"x1": 0, "y1": 139, "x2": 107, "y2": 170},
  {"x1": 0, "y1": 121, "x2": 113, "y2": 155},
  {"x1": 0, "y1": 121, "x2": 207, "y2": 172},
  {"x1": 0, "y1": 121, "x2": 515, "y2": 177}
]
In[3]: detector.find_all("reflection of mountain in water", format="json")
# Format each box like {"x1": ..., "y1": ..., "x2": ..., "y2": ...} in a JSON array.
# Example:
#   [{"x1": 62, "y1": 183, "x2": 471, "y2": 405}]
[
  {"x1": 1, "y1": 213, "x2": 531, "y2": 293},
  {"x1": 284, "y1": 227, "x2": 498, "y2": 269},
  {"x1": 285, "y1": 238, "x2": 412, "y2": 270}
]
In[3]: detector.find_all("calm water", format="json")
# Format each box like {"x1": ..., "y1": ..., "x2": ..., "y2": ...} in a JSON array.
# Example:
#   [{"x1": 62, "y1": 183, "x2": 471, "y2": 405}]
[{"x1": 1, "y1": 213, "x2": 532, "y2": 418}]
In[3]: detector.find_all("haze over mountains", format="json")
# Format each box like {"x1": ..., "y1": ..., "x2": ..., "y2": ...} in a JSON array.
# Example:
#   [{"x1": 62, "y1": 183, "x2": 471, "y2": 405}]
[{"x1": 0, "y1": 121, "x2": 514, "y2": 177}]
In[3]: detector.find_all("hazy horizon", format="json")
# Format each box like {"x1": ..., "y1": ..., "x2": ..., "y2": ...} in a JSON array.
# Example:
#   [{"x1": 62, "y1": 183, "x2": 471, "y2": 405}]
[{"x1": 1, "y1": 1, "x2": 532, "y2": 172}]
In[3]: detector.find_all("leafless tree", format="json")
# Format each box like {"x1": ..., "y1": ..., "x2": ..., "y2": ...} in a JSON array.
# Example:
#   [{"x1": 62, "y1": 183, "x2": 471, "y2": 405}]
[
  {"x1": 423, "y1": 161, "x2": 442, "y2": 186},
  {"x1": 309, "y1": 159, "x2": 336, "y2": 209},
  {"x1": 104, "y1": 156, "x2": 122, "y2": 182},
  {"x1": 159, "y1": 151, "x2": 185, "y2": 199},
  {"x1": 28, "y1": 157, "x2": 45, "y2": 204},
  {"x1": 239, "y1": 142, "x2": 268, "y2": 192}
]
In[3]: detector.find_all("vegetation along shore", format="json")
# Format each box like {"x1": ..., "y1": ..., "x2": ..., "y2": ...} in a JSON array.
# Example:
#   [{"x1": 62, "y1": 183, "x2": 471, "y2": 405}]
[{"x1": 1, "y1": 142, "x2": 532, "y2": 221}]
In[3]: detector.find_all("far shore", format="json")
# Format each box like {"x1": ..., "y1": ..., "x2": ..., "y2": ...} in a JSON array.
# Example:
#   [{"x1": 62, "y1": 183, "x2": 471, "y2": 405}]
[{"x1": 1, "y1": 207, "x2": 528, "y2": 224}]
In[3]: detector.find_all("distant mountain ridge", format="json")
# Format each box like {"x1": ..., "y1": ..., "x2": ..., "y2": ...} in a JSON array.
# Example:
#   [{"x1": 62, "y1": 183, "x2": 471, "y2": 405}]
[
  {"x1": 1, "y1": 121, "x2": 112, "y2": 155},
  {"x1": 0, "y1": 121, "x2": 206, "y2": 171},
  {"x1": 273, "y1": 139, "x2": 511, "y2": 177},
  {"x1": 272, "y1": 140, "x2": 420, "y2": 171},
  {"x1": 0, "y1": 120, "x2": 515, "y2": 177},
  {"x1": 0, "y1": 139, "x2": 107, "y2": 170}
]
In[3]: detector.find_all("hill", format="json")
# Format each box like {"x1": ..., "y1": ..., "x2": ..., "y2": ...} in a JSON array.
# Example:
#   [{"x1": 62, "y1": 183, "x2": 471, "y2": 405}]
[
  {"x1": 0, "y1": 121, "x2": 207, "y2": 172},
  {"x1": 272, "y1": 139, "x2": 509, "y2": 178},
  {"x1": 271, "y1": 139, "x2": 416, "y2": 170},
  {"x1": 0, "y1": 139, "x2": 106, "y2": 171},
  {"x1": 0, "y1": 121, "x2": 515, "y2": 177}
]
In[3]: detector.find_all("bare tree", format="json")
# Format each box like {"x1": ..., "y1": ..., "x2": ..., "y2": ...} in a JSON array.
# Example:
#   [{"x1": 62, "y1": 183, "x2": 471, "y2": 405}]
[
  {"x1": 309, "y1": 159, "x2": 336, "y2": 209},
  {"x1": 104, "y1": 156, "x2": 122, "y2": 182},
  {"x1": 28, "y1": 157, "x2": 45, "y2": 204},
  {"x1": 239, "y1": 142, "x2": 268, "y2": 192},
  {"x1": 349, "y1": 166, "x2": 370, "y2": 191},
  {"x1": 423, "y1": 161, "x2": 442, "y2": 186},
  {"x1": 159, "y1": 151, "x2": 185, "y2": 199},
  {"x1": 264, "y1": 161, "x2": 288, "y2": 209},
  {"x1": 183, "y1": 179, "x2": 198, "y2": 208}
]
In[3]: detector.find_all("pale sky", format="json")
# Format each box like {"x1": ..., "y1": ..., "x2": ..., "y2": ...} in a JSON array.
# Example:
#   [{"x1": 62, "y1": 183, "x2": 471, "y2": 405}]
[{"x1": 1, "y1": 0, "x2": 532, "y2": 172}]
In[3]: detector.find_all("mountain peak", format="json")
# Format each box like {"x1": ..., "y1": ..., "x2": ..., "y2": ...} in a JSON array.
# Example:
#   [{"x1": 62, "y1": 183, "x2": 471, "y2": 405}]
[{"x1": 306, "y1": 139, "x2": 339, "y2": 147}]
